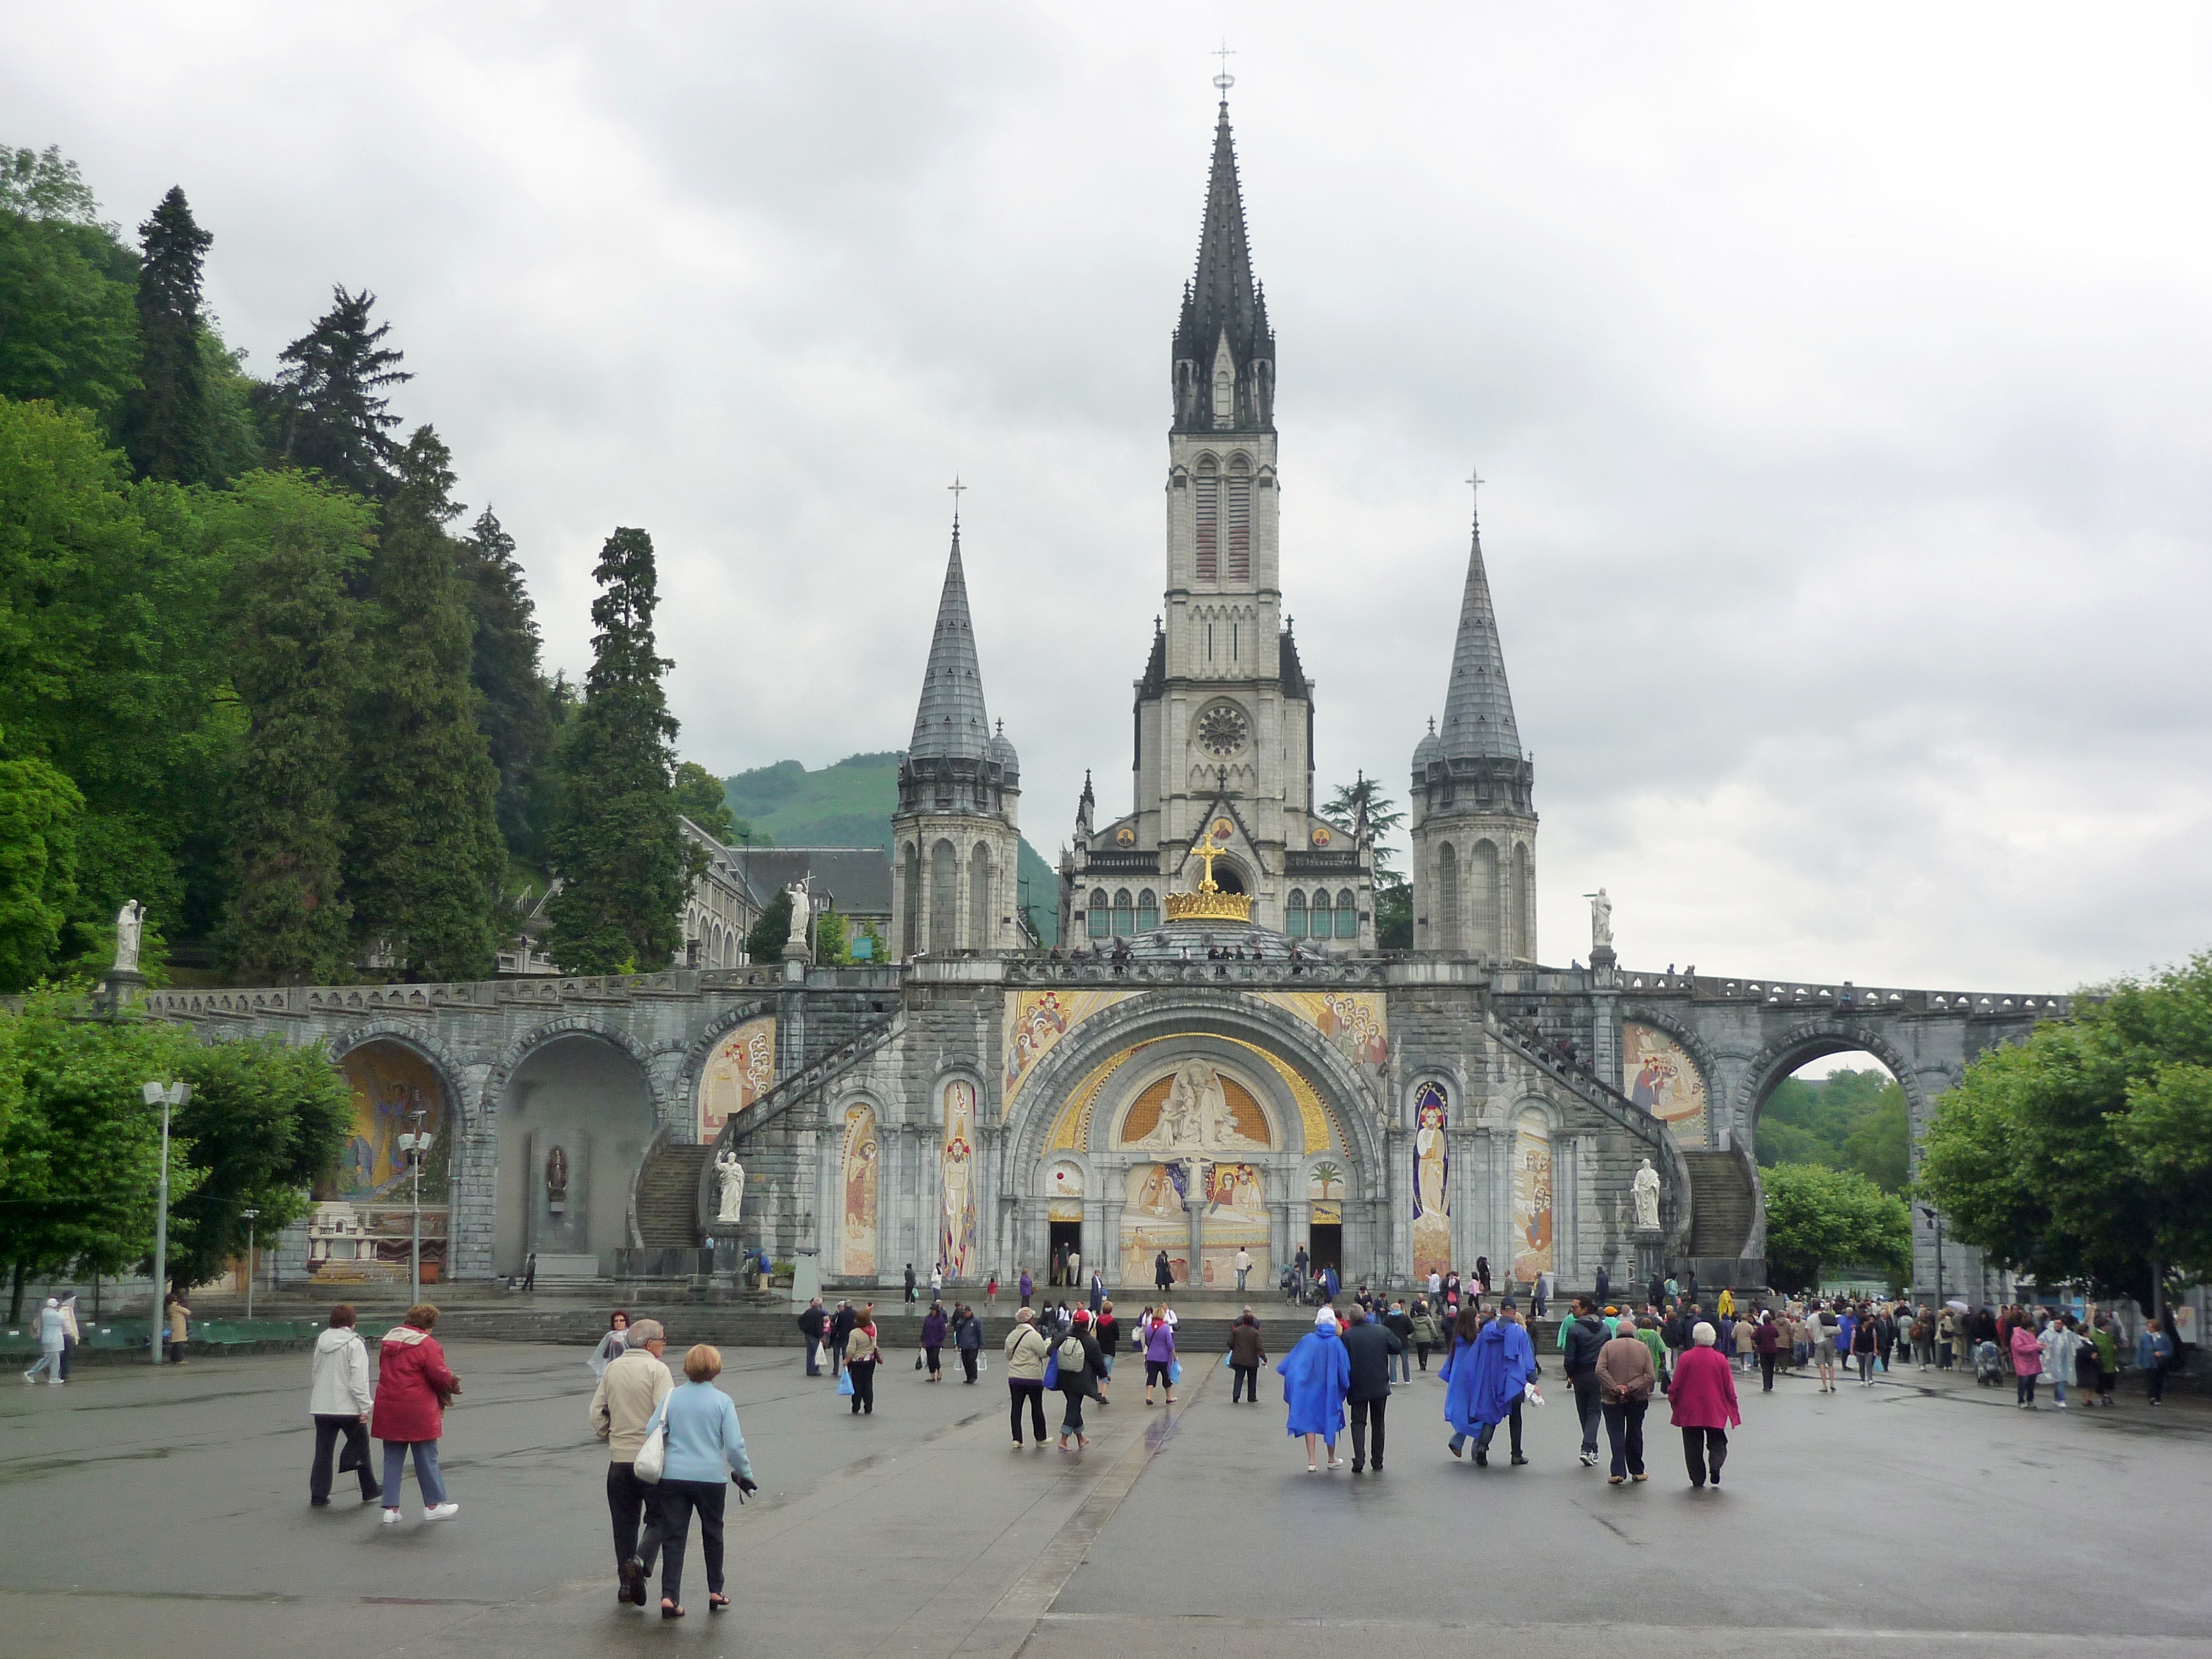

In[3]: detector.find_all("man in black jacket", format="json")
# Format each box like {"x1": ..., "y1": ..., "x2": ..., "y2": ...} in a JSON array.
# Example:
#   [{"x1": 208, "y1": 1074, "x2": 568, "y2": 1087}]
[
  {"x1": 829, "y1": 1300, "x2": 856, "y2": 1373},
  {"x1": 797, "y1": 1297, "x2": 828, "y2": 1376},
  {"x1": 1595, "y1": 1264, "x2": 1611, "y2": 1306},
  {"x1": 1648, "y1": 1272, "x2": 1665, "y2": 1311},
  {"x1": 1561, "y1": 1297, "x2": 1609, "y2": 1468},
  {"x1": 1342, "y1": 1308, "x2": 1404, "y2": 1474},
  {"x1": 1383, "y1": 1300, "x2": 1416, "y2": 1384}
]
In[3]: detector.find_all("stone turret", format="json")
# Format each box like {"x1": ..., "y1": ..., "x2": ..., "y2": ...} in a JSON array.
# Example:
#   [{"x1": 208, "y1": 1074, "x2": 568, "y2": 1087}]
[
  {"x1": 891, "y1": 519, "x2": 1020, "y2": 956},
  {"x1": 1410, "y1": 503, "x2": 1538, "y2": 961}
]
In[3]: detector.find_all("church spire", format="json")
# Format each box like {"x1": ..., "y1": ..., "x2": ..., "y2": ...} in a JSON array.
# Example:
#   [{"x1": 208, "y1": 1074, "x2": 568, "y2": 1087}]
[
  {"x1": 1172, "y1": 90, "x2": 1275, "y2": 432},
  {"x1": 907, "y1": 518, "x2": 992, "y2": 762},
  {"x1": 1435, "y1": 496, "x2": 1524, "y2": 762}
]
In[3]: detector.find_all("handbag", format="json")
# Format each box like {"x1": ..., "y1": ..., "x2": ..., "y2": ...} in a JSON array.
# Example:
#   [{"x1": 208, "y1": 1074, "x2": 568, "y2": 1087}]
[
  {"x1": 914, "y1": 1354, "x2": 925, "y2": 1371},
  {"x1": 337, "y1": 1434, "x2": 364, "y2": 1474},
  {"x1": 1043, "y1": 1347, "x2": 1061, "y2": 1389},
  {"x1": 634, "y1": 1417, "x2": 668, "y2": 1485},
  {"x1": 836, "y1": 1368, "x2": 855, "y2": 1397}
]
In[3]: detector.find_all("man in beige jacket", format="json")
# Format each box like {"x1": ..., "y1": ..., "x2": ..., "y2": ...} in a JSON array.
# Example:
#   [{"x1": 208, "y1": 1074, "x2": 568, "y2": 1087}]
[
  {"x1": 1595, "y1": 1313, "x2": 1658, "y2": 1485},
  {"x1": 589, "y1": 1317, "x2": 672, "y2": 1606}
]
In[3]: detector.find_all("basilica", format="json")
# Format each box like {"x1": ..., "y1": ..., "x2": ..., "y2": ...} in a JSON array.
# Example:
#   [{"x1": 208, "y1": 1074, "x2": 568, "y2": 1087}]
[{"x1": 166, "y1": 95, "x2": 2061, "y2": 1304}]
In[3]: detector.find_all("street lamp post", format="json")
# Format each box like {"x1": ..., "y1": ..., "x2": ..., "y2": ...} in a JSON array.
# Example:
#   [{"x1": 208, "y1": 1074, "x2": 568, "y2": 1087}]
[
  {"x1": 140, "y1": 1080, "x2": 190, "y2": 1364},
  {"x1": 396, "y1": 1109, "x2": 434, "y2": 1306},
  {"x1": 1921, "y1": 1205, "x2": 1945, "y2": 1310},
  {"x1": 241, "y1": 1207, "x2": 259, "y2": 1321}
]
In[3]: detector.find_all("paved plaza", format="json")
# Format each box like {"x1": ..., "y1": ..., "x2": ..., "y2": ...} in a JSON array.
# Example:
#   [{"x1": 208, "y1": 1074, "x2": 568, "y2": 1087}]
[{"x1": 4, "y1": 1339, "x2": 2209, "y2": 1658}]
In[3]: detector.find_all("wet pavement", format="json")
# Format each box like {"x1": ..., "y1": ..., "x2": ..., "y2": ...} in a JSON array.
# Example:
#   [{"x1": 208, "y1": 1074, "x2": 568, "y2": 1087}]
[{"x1": 3, "y1": 1340, "x2": 2208, "y2": 1657}]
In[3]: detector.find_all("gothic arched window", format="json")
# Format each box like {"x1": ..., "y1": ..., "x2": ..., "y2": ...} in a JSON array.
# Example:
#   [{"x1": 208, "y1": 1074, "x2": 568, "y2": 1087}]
[
  {"x1": 1213, "y1": 366, "x2": 1233, "y2": 429},
  {"x1": 1472, "y1": 839, "x2": 1501, "y2": 956},
  {"x1": 1136, "y1": 888, "x2": 1159, "y2": 932},
  {"x1": 1286, "y1": 888, "x2": 1307, "y2": 938},
  {"x1": 902, "y1": 841, "x2": 920, "y2": 956},
  {"x1": 1227, "y1": 455, "x2": 1251, "y2": 582},
  {"x1": 1335, "y1": 888, "x2": 1358, "y2": 939},
  {"x1": 1112, "y1": 888, "x2": 1135, "y2": 937},
  {"x1": 1308, "y1": 888, "x2": 1331, "y2": 939},
  {"x1": 930, "y1": 839, "x2": 957, "y2": 952},
  {"x1": 969, "y1": 842, "x2": 992, "y2": 946},
  {"x1": 1436, "y1": 842, "x2": 1460, "y2": 951},
  {"x1": 1194, "y1": 456, "x2": 1219, "y2": 582},
  {"x1": 1087, "y1": 889, "x2": 1109, "y2": 940}
]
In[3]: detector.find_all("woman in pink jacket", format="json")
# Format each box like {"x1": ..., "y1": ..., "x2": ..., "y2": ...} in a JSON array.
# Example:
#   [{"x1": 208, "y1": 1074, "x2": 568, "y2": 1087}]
[
  {"x1": 2008, "y1": 1319, "x2": 2044, "y2": 1408},
  {"x1": 1667, "y1": 1321, "x2": 1742, "y2": 1490},
  {"x1": 373, "y1": 1303, "x2": 460, "y2": 1525}
]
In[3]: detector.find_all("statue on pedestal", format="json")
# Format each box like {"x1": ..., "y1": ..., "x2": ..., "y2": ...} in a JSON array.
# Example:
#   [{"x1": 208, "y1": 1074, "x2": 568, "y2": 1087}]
[
  {"x1": 113, "y1": 900, "x2": 145, "y2": 974},
  {"x1": 714, "y1": 1150, "x2": 746, "y2": 1226},
  {"x1": 784, "y1": 882, "x2": 812, "y2": 959},
  {"x1": 1585, "y1": 888, "x2": 1612, "y2": 955},
  {"x1": 1631, "y1": 1156, "x2": 1661, "y2": 1232},
  {"x1": 545, "y1": 1145, "x2": 568, "y2": 1213}
]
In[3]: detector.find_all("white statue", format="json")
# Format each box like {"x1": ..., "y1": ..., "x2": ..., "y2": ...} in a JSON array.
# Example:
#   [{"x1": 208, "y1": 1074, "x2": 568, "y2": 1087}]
[
  {"x1": 1131, "y1": 1060, "x2": 1265, "y2": 1152},
  {"x1": 1631, "y1": 1157, "x2": 1661, "y2": 1232},
  {"x1": 113, "y1": 900, "x2": 145, "y2": 974},
  {"x1": 1586, "y1": 888, "x2": 1612, "y2": 953},
  {"x1": 714, "y1": 1151, "x2": 746, "y2": 1225},
  {"x1": 784, "y1": 882, "x2": 811, "y2": 952}
]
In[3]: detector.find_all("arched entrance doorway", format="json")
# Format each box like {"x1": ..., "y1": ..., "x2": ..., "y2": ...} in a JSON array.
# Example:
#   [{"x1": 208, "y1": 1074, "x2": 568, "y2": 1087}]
[
  {"x1": 309, "y1": 1039, "x2": 452, "y2": 1285},
  {"x1": 494, "y1": 1035, "x2": 659, "y2": 1276}
]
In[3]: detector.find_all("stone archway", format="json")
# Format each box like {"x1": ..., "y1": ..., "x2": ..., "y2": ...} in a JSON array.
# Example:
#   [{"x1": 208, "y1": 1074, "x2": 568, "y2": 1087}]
[
  {"x1": 311, "y1": 1029, "x2": 471, "y2": 1286},
  {"x1": 492, "y1": 1028, "x2": 660, "y2": 1276}
]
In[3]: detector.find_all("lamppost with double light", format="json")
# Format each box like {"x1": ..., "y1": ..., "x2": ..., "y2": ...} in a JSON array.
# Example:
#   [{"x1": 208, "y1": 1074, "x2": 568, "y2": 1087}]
[
  {"x1": 140, "y1": 1080, "x2": 190, "y2": 1364},
  {"x1": 241, "y1": 1207, "x2": 259, "y2": 1321},
  {"x1": 1921, "y1": 1204, "x2": 1945, "y2": 1310},
  {"x1": 395, "y1": 1109, "x2": 434, "y2": 1306}
]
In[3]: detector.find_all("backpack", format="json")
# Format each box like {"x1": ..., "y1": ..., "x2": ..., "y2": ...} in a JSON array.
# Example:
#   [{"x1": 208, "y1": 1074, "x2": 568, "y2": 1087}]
[{"x1": 1057, "y1": 1335, "x2": 1087, "y2": 1378}]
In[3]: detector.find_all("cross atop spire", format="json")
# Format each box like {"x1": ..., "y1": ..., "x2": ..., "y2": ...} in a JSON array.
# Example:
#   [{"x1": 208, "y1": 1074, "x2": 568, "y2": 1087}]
[{"x1": 1213, "y1": 40, "x2": 1236, "y2": 98}]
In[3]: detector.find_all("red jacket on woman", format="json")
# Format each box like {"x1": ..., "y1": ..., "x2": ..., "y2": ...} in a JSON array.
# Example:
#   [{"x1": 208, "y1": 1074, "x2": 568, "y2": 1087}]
[
  {"x1": 1667, "y1": 1344, "x2": 1743, "y2": 1431},
  {"x1": 372, "y1": 1325, "x2": 456, "y2": 1443}
]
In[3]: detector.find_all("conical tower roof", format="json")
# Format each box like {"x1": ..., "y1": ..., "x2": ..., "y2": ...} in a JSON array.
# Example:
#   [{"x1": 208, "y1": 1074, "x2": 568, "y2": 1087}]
[
  {"x1": 1172, "y1": 95, "x2": 1274, "y2": 430},
  {"x1": 907, "y1": 523, "x2": 992, "y2": 762},
  {"x1": 1436, "y1": 511, "x2": 1522, "y2": 761}
]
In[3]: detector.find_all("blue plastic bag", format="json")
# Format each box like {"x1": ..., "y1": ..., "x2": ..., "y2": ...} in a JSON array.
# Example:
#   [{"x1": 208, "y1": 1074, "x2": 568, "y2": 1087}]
[
  {"x1": 1044, "y1": 1348, "x2": 1061, "y2": 1389},
  {"x1": 1168, "y1": 1359, "x2": 1182, "y2": 1386},
  {"x1": 836, "y1": 1368, "x2": 854, "y2": 1397}
]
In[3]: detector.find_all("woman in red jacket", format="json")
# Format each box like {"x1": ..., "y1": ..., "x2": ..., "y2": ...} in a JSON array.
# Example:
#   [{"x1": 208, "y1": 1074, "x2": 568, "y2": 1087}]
[
  {"x1": 373, "y1": 1303, "x2": 460, "y2": 1525},
  {"x1": 1667, "y1": 1321, "x2": 1742, "y2": 1490}
]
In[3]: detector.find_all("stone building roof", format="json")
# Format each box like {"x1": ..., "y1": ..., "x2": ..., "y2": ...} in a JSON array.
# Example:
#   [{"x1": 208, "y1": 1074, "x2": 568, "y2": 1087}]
[
  {"x1": 1435, "y1": 513, "x2": 1523, "y2": 762},
  {"x1": 731, "y1": 846, "x2": 894, "y2": 919},
  {"x1": 907, "y1": 523, "x2": 994, "y2": 764},
  {"x1": 1172, "y1": 98, "x2": 1274, "y2": 432}
]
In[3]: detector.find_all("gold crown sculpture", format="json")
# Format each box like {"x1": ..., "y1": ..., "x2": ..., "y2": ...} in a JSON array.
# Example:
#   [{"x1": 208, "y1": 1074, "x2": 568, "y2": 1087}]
[{"x1": 1164, "y1": 840, "x2": 1253, "y2": 924}]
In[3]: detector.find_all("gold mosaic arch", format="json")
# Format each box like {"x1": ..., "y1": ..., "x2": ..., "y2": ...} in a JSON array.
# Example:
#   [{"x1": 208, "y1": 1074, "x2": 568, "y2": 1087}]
[{"x1": 1039, "y1": 1033, "x2": 1339, "y2": 1154}]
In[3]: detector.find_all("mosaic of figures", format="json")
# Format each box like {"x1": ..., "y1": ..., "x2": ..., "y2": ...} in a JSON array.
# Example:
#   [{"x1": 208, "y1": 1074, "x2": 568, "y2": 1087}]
[
  {"x1": 939, "y1": 1079, "x2": 979, "y2": 1279},
  {"x1": 1410, "y1": 1079, "x2": 1451, "y2": 1282},
  {"x1": 1510, "y1": 1109, "x2": 1554, "y2": 1285},
  {"x1": 1120, "y1": 1161, "x2": 1188, "y2": 1285},
  {"x1": 1119, "y1": 1060, "x2": 1272, "y2": 1153},
  {"x1": 698, "y1": 1016, "x2": 776, "y2": 1142},
  {"x1": 839, "y1": 1103, "x2": 879, "y2": 1278},
  {"x1": 1623, "y1": 1022, "x2": 1708, "y2": 1145},
  {"x1": 311, "y1": 1044, "x2": 449, "y2": 1281}
]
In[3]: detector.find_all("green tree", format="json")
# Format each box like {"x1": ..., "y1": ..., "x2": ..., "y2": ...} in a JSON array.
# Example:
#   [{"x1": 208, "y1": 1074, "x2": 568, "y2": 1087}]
[
  {"x1": 745, "y1": 889, "x2": 791, "y2": 966},
  {"x1": 1842, "y1": 1083, "x2": 1910, "y2": 1192},
  {"x1": 1761, "y1": 1161, "x2": 1910, "y2": 1292},
  {"x1": 674, "y1": 760, "x2": 737, "y2": 842},
  {"x1": 1920, "y1": 954, "x2": 2212, "y2": 1308},
  {"x1": 0, "y1": 147, "x2": 140, "y2": 428},
  {"x1": 0, "y1": 997, "x2": 199, "y2": 1319},
  {"x1": 119, "y1": 187, "x2": 214, "y2": 484},
  {"x1": 457, "y1": 507, "x2": 557, "y2": 862},
  {"x1": 345, "y1": 427, "x2": 505, "y2": 980},
  {"x1": 164, "y1": 1032, "x2": 351, "y2": 1292},
  {"x1": 211, "y1": 472, "x2": 372, "y2": 983},
  {"x1": 546, "y1": 528, "x2": 686, "y2": 976},
  {"x1": 269, "y1": 286, "x2": 409, "y2": 500},
  {"x1": 813, "y1": 908, "x2": 850, "y2": 966},
  {"x1": 1321, "y1": 773, "x2": 1405, "y2": 883},
  {"x1": 0, "y1": 730, "x2": 82, "y2": 991},
  {"x1": 1373, "y1": 879, "x2": 1412, "y2": 950}
]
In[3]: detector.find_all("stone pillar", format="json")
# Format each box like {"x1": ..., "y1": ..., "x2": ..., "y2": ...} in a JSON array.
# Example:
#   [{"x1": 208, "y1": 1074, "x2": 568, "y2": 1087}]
[
  {"x1": 1102, "y1": 1196, "x2": 1125, "y2": 1288},
  {"x1": 1184, "y1": 1157, "x2": 1204, "y2": 1290},
  {"x1": 1268, "y1": 1200, "x2": 1290, "y2": 1284}
]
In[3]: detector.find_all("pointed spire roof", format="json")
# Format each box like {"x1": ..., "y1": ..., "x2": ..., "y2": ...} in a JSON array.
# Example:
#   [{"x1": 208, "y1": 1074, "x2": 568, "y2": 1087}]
[
  {"x1": 1186, "y1": 99, "x2": 1260, "y2": 352},
  {"x1": 1436, "y1": 508, "x2": 1523, "y2": 762},
  {"x1": 907, "y1": 521, "x2": 993, "y2": 762}
]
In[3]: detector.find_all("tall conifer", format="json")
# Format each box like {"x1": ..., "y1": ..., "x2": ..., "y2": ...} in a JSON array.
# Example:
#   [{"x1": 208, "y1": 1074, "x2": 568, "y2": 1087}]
[
  {"x1": 270, "y1": 286, "x2": 409, "y2": 500},
  {"x1": 120, "y1": 186, "x2": 213, "y2": 484},
  {"x1": 458, "y1": 507, "x2": 557, "y2": 861},
  {"x1": 213, "y1": 473, "x2": 371, "y2": 984},
  {"x1": 546, "y1": 528, "x2": 686, "y2": 975},
  {"x1": 345, "y1": 427, "x2": 505, "y2": 980}
]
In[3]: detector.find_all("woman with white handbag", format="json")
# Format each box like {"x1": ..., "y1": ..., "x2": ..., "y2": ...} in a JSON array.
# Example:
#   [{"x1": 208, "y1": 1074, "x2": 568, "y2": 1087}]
[{"x1": 636, "y1": 1345, "x2": 757, "y2": 1620}]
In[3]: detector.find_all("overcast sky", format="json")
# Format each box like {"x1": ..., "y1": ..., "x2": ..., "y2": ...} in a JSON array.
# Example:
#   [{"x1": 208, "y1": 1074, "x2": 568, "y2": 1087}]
[{"x1": 12, "y1": 4, "x2": 2212, "y2": 995}]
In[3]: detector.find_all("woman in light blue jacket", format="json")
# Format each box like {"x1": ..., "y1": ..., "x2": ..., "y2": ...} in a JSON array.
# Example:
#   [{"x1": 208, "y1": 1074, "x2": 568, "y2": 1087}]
[{"x1": 639, "y1": 1345, "x2": 758, "y2": 1619}]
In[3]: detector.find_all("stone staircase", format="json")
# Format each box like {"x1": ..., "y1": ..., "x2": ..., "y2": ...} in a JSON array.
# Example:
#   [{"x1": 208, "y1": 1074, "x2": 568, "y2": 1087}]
[
  {"x1": 633, "y1": 1144, "x2": 712, "y2": 1248},
  {"x1": 1681, "y1": 1150, "x2": 1757, "y2": 1259}
]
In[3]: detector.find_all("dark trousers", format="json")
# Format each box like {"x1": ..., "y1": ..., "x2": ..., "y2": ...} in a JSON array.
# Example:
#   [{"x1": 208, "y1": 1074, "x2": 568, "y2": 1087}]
[
  {"x1": 59, "y1": 1334, "x2": 75, "y2": 1380},
  {"x1": 1010, "y1": 1379, "x2": 1047, "y2": 1443},
  {"x1": 1759, "y1": 1353, "x2": 1776, "y2": 1391},
  {"x1": 1350, "y1": 1396, "x2": 1386, "y2": 1468},
  {"x1": 1570, "y1": 1373, "x2": 1601, "y2": 1454},
  {"x1": 645, "y1": 1479, "x2": 724, "y2": 1604},
  {"x1": 847, "y1": 1358, "x2": 877, "y2": 1413},
  {"x1": 309, "y1": 1415, "x2": 380, "y2": 1502},
  {"x1": 1474, "y1": 1400, "x2": 1523, "y2": 1458},
  {"x1": 961, "y1": 1347, "x2": 978, "y2": 1383},
  {"x1": 2147, "y1": 1363, "x2": 2168, "y2": 1402},
  {"x1": 1231, "y1": 1363, "x2": 1258, "y2": 1402},
  {"x1": 924, "y1": 1344, "x2": 942, "y2": 1376},
  {"x1": 2016, "y1": 1372, "x2": 2037, "y2": 1404},
  {"x1": 1681, "y1": 1426, "x2": 1728, "y2": 1486},
  {"x1": 607, "y1": 1460, "x2": 660, "y2": 1571},
  {"x1": 830, "y1": 1338, "x2": 849, "y2": 1371},
  {"x1": 1059, "y1": 1383, "x2": 1088, "y2": 1436},
  {"x1": 1415, "y1": 1342, "x2": 1431, "y2": 1371},
  {"x1": 1601, "y1": 1399, "x2": 1646, "y2": 1478}
]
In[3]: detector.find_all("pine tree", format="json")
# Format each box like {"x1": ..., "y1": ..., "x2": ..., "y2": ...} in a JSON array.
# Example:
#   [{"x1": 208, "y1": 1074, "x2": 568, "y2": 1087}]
[
  {"x1": 119, "y1": 187, "x2": 213, "y2": 484},
  {"x1": 546, "y1": 528, "x2": 687, "y2": 975},
  {"x1": 269, "y1": 286, "x2": 410, "y2": 500},
  {"x1": 457, "y1": 507, "x2": 557, "y2": 862},
  {"x1": 345, "y1": 427, "x2": 505, "y2": 980},
  {"x1": 212, "y1": 472, "x2": 372, "y2": 984}
]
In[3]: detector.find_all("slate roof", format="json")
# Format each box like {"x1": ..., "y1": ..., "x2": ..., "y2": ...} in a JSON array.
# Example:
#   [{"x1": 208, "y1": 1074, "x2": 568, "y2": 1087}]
[
  {"x1": 731, "y1": 847, "x2": 894, "y2": 917},
  {"x1": 907, "y1": 524, "x2": 993, "y2": 764},
  {"x1": 1435, "y1": 514, "x2": 1523, "y2": 762},
  {"x1": 1172, "y1": 98, "x2": 1273, "y2": 428}
]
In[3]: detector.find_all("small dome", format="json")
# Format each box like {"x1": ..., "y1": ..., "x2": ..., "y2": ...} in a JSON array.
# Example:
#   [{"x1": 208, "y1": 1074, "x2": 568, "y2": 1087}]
[
  {"x1": 987, "y1": 724, "x2": 1020, "y2": 779},
  {"x1": 1412, "y1": 723, "x2": 1441, "y2": 770}
]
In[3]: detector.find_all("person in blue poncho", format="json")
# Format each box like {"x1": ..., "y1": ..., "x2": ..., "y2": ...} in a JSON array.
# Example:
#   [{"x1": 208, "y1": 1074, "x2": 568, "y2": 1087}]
[
  {"x1": 1276, "y1": 1307, "x2": 1352, "y2": 1473},
  {"x1": 1438, "y1": 1298, "x2": 1541, "y2": 1466}
]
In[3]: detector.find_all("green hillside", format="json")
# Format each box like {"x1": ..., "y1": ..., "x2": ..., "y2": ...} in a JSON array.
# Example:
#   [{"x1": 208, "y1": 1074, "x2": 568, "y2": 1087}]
[{"x1": 723, "y1": 753, "x2": 1058, "y2": 944}]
